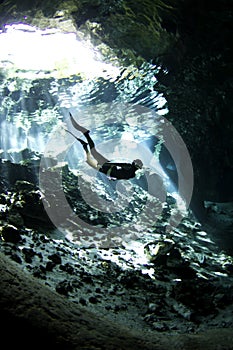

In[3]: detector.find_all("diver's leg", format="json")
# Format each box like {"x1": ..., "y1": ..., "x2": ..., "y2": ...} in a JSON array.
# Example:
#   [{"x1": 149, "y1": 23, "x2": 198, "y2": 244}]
[
  {"x1": 75, "y1": 138, "x2": 100, "y2": 170},
  {"x1": 69, "y1": 113, "x2": 109, "y2": 166},
  {"x1": 65, "y1": 126, "x2": 100, "y2": 170},
  {"x1": 76, "y1": 137, "x2": 88, "y2": 151},
  {"x1": 86, "y1": 152, "x2": 100, "y2": 170},
  {"x1": 83, "y1": 132, "x2": 109, "y2": 166}
]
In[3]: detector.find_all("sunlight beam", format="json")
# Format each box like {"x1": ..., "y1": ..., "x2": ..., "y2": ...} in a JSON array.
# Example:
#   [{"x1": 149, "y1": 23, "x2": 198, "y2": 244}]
[{"x1": 0, "y1": 23, "x2": 120, "y2": 79}]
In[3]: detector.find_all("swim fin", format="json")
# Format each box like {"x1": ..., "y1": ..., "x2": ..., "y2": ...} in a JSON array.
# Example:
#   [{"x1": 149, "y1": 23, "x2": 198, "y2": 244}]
[{"x1": 69, "y1": 112, "x2": 89, "y2": 134}]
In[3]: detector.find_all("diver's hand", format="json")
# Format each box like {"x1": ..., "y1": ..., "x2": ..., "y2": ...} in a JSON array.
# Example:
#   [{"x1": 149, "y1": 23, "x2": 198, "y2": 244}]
[{"x1": 107, "y1": 176, "x2": 117, "y2": 181}]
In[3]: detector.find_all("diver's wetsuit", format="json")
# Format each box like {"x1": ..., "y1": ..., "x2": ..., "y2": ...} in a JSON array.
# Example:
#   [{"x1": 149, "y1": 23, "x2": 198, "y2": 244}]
[{"x1": 99, "y1": 162, "x2": 139, "y2": 180}]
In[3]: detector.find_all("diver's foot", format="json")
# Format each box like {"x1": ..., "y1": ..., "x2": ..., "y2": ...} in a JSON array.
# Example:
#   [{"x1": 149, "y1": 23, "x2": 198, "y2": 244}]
[
  {"x1": 69, "y1": 112, "x2": 90, "y2": 134},
  {"x1": 76, "y1": 138, "x2": 88, "y2": 151}
]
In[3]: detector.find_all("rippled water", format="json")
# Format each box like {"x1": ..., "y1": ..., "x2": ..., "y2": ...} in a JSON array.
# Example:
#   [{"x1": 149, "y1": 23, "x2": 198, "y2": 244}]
[
  {"x1": 0, "y1": 24, "x2": 173, "y2": 185},
  {"x1": 0, "y1": 23, "x2": 167, "y2": 153}
]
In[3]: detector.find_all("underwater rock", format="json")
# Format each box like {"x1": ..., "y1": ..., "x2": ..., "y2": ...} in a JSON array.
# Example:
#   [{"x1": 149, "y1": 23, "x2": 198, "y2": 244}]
[
  {"x1": 152, "y1": 321, "x2": 169, "y2": 332},
  {"x1": 0, "y1": 193, "x2": 7, "y2": 204},
  {"x1": 166, "y1": 248, "x2": 196, "y2": 279},
  {"x1": 7, "y1": 148, "x2": 41, "y2": 166},
  {"x1": 8, "y1": 181, "x2": 52, "y2": 228},
  {"x1": 59, "y1": 262, "x2": 75, "y2": 274},
  {"x1": 8, "y1": 208, "x2": 24, "y2": 227},
  {"x1": 48, "y1": 252, "x2": 62, "y2": 265},
  {"x1": 144, "y1": 239, "x2": 175, "y2": 264},
  {"x1": 0, "y1": 160, "x2": 37, "y2": 188},
  {"x1": 225, "y1": 264, "x2": 233, "y2": 275},
  {"x1": 56, "y1": 280, "x2": 73, "y2": 295},
  {"x1": 0, "y1": 224, "x2": 22, "y2": 243},
  {"x1": 22, "y1": 247, "x2": 36, "y2": 264},
  {"x1": 46, "y1": 261, "x2": 56, "y2": 271},
  {"x1": 15, "y1": 180, "x2": 37, "y2": 192},
  {"x1": 171, "y1": 279, "x2": 217, "y2": 318},
  {"x1": 89, "y1": 296, "x2": 99, "y2": 304},
  {"x1": 33, "y1": 265, "x2": 47, "y2": 280},
  {"x1": 167, "y1": 298, "x2": 193, "y2": 321}
]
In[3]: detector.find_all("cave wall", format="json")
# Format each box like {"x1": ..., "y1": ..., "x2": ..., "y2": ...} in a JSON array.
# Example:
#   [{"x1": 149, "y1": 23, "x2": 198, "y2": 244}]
[{"x1": 154, "y1": 0, "x2": 233, "y2": 210}]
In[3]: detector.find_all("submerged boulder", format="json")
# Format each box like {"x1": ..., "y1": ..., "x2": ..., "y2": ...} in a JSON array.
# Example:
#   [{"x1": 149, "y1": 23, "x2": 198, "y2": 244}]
[{"x1": 0, "y1": 224, "x2": 22, "y2": 243}]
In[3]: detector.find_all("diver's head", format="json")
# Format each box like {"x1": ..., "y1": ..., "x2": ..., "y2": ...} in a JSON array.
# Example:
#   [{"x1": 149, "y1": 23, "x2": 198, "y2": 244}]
[{"x1": 133, "y1": 159, "x2": 143, "y2": 169}]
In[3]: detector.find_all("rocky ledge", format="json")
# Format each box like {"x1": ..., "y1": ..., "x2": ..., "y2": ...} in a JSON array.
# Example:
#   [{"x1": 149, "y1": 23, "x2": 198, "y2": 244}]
[{"x1": 0, "y1": 155, "x2": 233, "y2": 349}]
